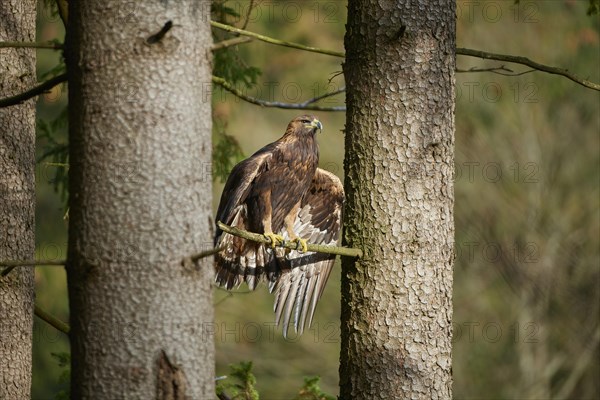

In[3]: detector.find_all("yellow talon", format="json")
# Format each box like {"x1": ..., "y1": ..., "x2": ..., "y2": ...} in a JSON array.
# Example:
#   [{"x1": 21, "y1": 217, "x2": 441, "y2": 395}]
[
  {"x1": 264, "y1": 232, "x2": 284, "y2": 248},
  {"x1": 293, "y1": 238, "x2": 308, "y2": 253}
]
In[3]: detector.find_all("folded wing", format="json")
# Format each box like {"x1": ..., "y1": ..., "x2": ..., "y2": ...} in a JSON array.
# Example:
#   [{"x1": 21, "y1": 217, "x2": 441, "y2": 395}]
[{"x1": 214, "y1": 152, "x2": 276, "y2": 290}]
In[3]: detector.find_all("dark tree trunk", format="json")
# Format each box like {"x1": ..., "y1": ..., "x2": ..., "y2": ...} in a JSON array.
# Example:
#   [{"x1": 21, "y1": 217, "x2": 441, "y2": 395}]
[
  {"x1": 340, "y1": 0, "x2": 455, "y2": 398},
  {"x1": 66, "y1": 2, "x2": 214, "y2": 397}
]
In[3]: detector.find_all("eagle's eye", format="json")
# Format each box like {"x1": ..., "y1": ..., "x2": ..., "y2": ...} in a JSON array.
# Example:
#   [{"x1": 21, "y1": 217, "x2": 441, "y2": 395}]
[{"x1": 300, "y1": 119, "x2": 310, "y2": 124}]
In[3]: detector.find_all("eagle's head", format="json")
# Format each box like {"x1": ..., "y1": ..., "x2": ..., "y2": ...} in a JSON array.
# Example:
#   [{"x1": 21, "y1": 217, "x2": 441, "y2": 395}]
[{"x1": 287, "y1": 115, "x2": 323, "y2": 137}]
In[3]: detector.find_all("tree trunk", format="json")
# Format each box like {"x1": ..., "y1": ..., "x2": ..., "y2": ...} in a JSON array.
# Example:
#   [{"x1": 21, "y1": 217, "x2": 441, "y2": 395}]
[
  {"x1": 340, "y1": 0, "x2": 455, "y2": 398},
  {"x1": 66, "y1": 2, "x2": 214, "y2": 398},
  {"x1": 0, "y1": 0, "x2": 36, "y2": 398}
]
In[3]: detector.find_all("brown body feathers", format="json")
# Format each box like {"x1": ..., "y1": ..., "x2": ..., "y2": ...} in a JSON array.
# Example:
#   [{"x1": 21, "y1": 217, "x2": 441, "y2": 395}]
[{"x1": 214, "y1": 115, "x2": 344, "y2": 337}]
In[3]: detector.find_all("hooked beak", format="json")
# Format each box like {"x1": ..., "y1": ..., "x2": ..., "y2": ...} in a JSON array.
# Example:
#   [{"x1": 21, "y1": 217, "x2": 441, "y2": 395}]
[{"x1": 310, "y1": 119, "x2": 323, "y2": 131}]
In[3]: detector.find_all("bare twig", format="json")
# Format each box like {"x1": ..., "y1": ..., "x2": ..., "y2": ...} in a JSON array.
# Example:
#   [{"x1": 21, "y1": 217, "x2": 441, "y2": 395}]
[
  {"x1": 34, "y1": 304, "x2": 70, "y2": 335},
  {"x1": 55, "y1": 0, "x2": 68, "y2": 26},
  {"x1": 456, "y1": 47, "x2": 600, "y2": 91},
  {"x1": 456, "y1": 65, "x2": 539, "y2": 77},
  {"x1": 0, "y1": 41, "x2": 63, "y2": 50},
  {"x1": 210, "y1": 20, "x2": 344, "y2": 58},
  {"x1": 212, "y1": 76, "x2": 346, "y2": 112},
  {"x1": 555, "y1": 325, "x2": 600, "y2": 399},
  {"x1": 305, "y1": 86, "x2": 346, "y2": 105},
  {"x1": 217, "y1": 221, "x2": 363, "y2": 258},
  {"x1": 0, "y1": 73, "x2": 67, "y2": 108},
  {"x1": 0, "y1": 259, "x2": 66, "y2": 268},
  {"x1": 456, "y1": 65, "x2": 513, "y2": 74},
  {"x1": 0, "y1": 36, "x2": 252, "y2": 53},
  {"x1": 3, "y1": 43, "x2": 597, "y2": 111},
  {"x1": 240, "y1": 0, "x2": 255, "y2": 31},
  {"x1": 212, "y1": 36, "x2": 253, "y2": 52},
  {"x1": 1, "y1": 259, "x2": 65, "y2": 277},
  {"x1": 210, "y1": 22, "x2": 599, "y2": 91},
  {"x1": 189, "y1": 246, "x2": 226, "y2": 263}
]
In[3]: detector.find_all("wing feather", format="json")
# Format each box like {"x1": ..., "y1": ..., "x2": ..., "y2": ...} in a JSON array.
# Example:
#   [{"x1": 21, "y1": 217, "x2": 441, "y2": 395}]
[
  {"x1": 272, "y1": 168, "x2": 344, "y2": 337},
  {"x1": 214, "y1": 151, "x2": 275, "y2": 290},
  {"x1": 214, "y1": 151, "x2": 272, "y2": 242}
]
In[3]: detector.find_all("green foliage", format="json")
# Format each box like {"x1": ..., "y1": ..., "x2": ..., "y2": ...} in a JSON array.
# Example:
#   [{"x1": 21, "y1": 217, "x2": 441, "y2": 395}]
[
  {"x1": 213, "y1": 48, "x2": 262, "y2": 89},
  {"x1": 216, "y1": 362, "x2": 334, "y2": 400},
  {"x1": 211, "y1": 0, "x2": 241, "y2": 21},
  {"x1": 588, "y1": 0, "x2": 599, "y2": 15},
  {"x1": 213, "y1": 119, "x2": 245, "y2": 183},
  {"x1": 293, "y1": 376, "x2": 336, "y2": 400},
  {"x1": 216, "y1": 361, "x2": 259, "y2": 400},
  {"x1": 212, "y1": 0, "x2": 261, "y2": 88},
  {"x1": 42, "y1": 0, "x2": 58, "y2": 16},
  {"x1": 50, "y1": 352, "x2": 70, "y2": 400},
  {"x1": 40, "y1": 55, "x2": 67, "y2": 81},
  {"x1": 37, "y1": 107, "x2": 69, "y2": 203}
]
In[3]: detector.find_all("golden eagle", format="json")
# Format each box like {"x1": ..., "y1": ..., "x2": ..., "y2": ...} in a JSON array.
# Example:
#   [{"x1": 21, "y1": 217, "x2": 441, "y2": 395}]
[{"x1": 214, "y1": 115, "x2": 344, "y2": 337}]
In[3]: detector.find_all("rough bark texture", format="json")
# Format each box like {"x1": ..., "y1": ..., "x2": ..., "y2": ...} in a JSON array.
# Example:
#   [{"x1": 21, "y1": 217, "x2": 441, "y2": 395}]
[
  {"x1": 0, "y1": 0, "x2": 36, "y2": 398},
  {"x1": 340, "y1": 0, "x2": 455, "y2": 398},
  {"x1": 66, "y1": 2, "x2": 214, "y2": 398}
]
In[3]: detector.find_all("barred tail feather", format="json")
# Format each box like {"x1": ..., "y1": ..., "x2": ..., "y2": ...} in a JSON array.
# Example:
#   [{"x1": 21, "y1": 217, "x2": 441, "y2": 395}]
[{"x1": 214, "y1": 205, "x2": 276, "y2": 290}]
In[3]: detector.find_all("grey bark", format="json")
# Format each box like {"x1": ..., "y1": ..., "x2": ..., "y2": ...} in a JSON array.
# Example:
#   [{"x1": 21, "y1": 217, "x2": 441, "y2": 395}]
[
  {"x1": 66, "y1": 2, "x2": 214, "y2": 398},
  {"x1": 0, "y1": 0, "x2": 36, "y2": 398},
  {"x1": 340, "y1": 0, "x2": 455, "y2": 398}
]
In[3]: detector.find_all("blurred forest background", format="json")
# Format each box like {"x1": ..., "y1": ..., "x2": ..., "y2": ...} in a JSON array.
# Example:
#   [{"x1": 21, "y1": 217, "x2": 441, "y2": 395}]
[{"x1": 30, "y1": 0, "x2": 598, "y2": 399}]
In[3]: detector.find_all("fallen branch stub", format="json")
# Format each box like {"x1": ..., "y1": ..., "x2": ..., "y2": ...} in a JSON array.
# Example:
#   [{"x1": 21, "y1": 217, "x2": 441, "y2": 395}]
[{"x1": 217, "y1": 221, "x2": 363, "y2": 258}]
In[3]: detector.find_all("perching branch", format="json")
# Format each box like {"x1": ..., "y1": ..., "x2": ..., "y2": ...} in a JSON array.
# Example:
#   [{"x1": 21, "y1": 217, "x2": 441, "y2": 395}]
[
  {"x1": 210, "y1": 20, "x2": 345, "y2": 58},
  {"x1": 34, "y1": 304, "x2": 70, "y2": 335},
  {"x1": 212, "y1": 76, "x2": 346, "y2": 112},
  {"x1": 0, "y1": 72, "x2": 67, "y2": 108},
  {"x1": 0, "y1": 41, "x2": 63, "y2": 50},
  {"x1": 456, "y1": 47, "x2": 600, "y2": 91},
  {"x1": 217, "y1": 221, "x2": 363, "y2": 258}
]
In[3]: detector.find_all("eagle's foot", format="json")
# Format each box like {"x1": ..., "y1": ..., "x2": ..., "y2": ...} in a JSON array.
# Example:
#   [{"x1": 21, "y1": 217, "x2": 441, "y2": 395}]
[
  {"x1": 264, "y1": 232, "x2": 284, "y2": 248},
  {"x1": 291, "y1": 237, "x2": 308, "y2": 253}
]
